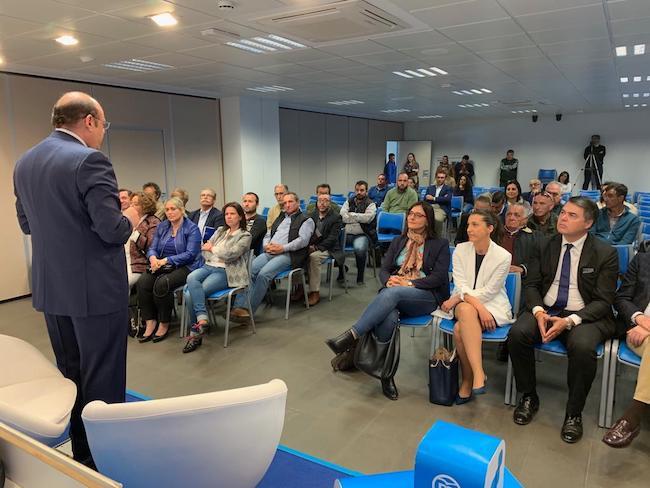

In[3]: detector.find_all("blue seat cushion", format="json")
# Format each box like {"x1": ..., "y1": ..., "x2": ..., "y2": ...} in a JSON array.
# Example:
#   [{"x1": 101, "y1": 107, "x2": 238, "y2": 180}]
[
  {"x1": 377, "y1": 232, "x2": 399, "y2": 242},
  {"x1": 207, "y1": 288, "x2": 236, "y2": 300},
  {"x1": 618, "y1": 342, "x2": 641, "y2": 367},
  {"x1": 274, "y1": 269, "x2": 293, "y2": 280},
  {"x1": 536, "y1": 339, "x2": 604, "y2": 358},
  {"x1": 438, "y1": 320, "x2": 511, "y2": 341},
  {"x1": 400, "y1": 315, "x2": 432, "y2": 327}
]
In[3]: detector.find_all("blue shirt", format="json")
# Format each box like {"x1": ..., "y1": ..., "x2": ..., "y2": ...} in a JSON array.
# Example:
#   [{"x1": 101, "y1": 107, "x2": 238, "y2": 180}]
[
  {"x1": 263, "y1": 214, "x2": 315, "y2": 252},
  {"x1": 384, "y1": 161, "x2": 397, "y2": 184},
  {"x1": 368, "y1": 185, "x2": 389, "y2": 206},
  {"x1": 161, "y1": 236, "x2": 177, "y2": 258}
]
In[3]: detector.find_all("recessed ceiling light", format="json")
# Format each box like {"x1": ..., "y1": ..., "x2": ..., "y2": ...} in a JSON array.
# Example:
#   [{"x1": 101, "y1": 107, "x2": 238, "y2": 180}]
[
  {"x1": 404, "y1": 69, "x2": 425, "y2": 78},
  {"x1": 452, "y1": 91, "x2": 463, "y2": 95},
  {"x1": 430, "y1": 67, "x2": 448, "y2": 75},
  {"x1": 480, "y1": 88, "x2": 492, "y2": 93},
  {"x1": 647, "y1": 76, "x2": 650, "y2": 81},
  {"x1": 55, "y1": 35, "x2": 78, "y2": 46},
  {"x1": 461, "y1": 90, "x2": 473, "y2": 95},
  {"x1": 616, "y1": 46, "x2": 627, "y2": 57},
  {"x1": 393, "y1": 71, "x2": 413, "y2": 79},
  {"x1": 103, "y1": 58, "x2": 174, "y2": 72},
  {"x1": 644, "y1": 93, "x2": 650, "y2": 97},
  {"x1": 633, "y1": 93, "x2": 640, "y2": 97},
  {"x1": 226, "y1": 35, "x2": 305, "y2": 54},
  {"x1": 268, "y1": 35, "x2": 305, "y2": 48},
  {"x1": 149, "y1": 12, "x2": 178, "y2": 27},
  {"x1": 532, "y1": 109, "x2": 537, "y2": 112},
  {"x1": 643, "y1": 103, "x2": 648, "y2": 107},
  {"x1": 239, "y1": 39, "x2": 276, "y2": 51},
  {"x1": 634, "y1": 44, "x2": 645, "y2": 55},
  {"x1": 470, "y1": 89, "x2": 482, "y2": 94},
  {"x1": 0, "y1": 57, "x2": 4, "y2": 65},
  {"x1": 620, "y1": 77, "x2": 629, "y2": 82},
  {"x1": 328, "y1": 100, "x2": 364, "y2": 105},
  {"x1": 481, "y1": 103, "x2": 490, "y2": 107},
  {"x1": 417, "y1": 68, "x2": 436, "y2": 76},
  {"x1": 625, "y1": 104, "x2": 630, "y2": 108},
  {"x1": 226, "y1": 42, "x2": 263, "y2": 53},
  {"x1": 633, "y1": 76, "x2": 642, "y2": 82},
  {"x1": 381, "y1": 108, "x2": 410, "y2": 113},
  {"x1": 633, "y1": 103, "x2": 639, "y2": 107},
  {"x1": 623, "y1": 93, "x2": 630, "y2": 98},
  {"x1": 252, "y1": 37, "x2": 292, "y2": 50},
  {"x1": 247, "y1": 85, "x2": 294, "y2": 93},
  {"x1": 418, "y1": 115, "x2": 443, "y2": 119},
  {"x1": 458, "y1": 105, "x2": 466, "y2": 108}
]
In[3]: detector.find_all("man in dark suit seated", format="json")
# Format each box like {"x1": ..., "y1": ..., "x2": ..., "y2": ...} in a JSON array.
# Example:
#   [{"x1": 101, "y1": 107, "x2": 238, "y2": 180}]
[
  {"x1": 603, "y1": 249, "x2": 650, "y2": 447},
  {"x1": 508, "y1": 197, "x2": 618, "y2": 443},
  {"x1": 454, "y1": 194, "x2": 491, "y2": 245},
  {"x1": 424, "y1": 170, "x2": 452, "y2": 237},
  {"x1": 188, "y1": 187, "x2": 224, "y2": 238},
  {"x1": 242, "y1": 192, "x2": 267, "y2": 256},
  {"x1": 13, "y1": 91, "x2": 136, "y2": 467},
  {"x1": 304, "y1": 194, "x2": 344, "y2": 306}
]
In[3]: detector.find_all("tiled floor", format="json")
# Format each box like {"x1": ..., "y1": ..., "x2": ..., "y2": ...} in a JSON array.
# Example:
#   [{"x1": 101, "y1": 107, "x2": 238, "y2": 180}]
[{"x1": 2, "y1": 273, "x2": 648, "y2": 487}]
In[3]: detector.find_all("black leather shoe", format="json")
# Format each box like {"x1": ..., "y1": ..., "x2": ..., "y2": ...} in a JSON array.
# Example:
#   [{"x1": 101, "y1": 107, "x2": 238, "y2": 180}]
[
  {"x1": 381, "y1": 377, "x2": 398, "y2": 400},
  {"x1": 325, "y1": 330, "x2": 356, "y2": 355},
  {"x1": 602, "y1": 418, "x2": 641, "y2": 448},
  {"x1": 152, "y1": 330, "x2": 169, "y2": 343},
  {"x1": 182, "y1": 336, "x2": 202, "y2": 353},
  {"x1": 138, "y1": 333, "x2": 154, "y2": 343},
  {"x1": 561, "y1": 414, "x2": 583, "y2": 443},
  {"x1": 513, "y1": 395, "x2": 539, "y2": 425}
]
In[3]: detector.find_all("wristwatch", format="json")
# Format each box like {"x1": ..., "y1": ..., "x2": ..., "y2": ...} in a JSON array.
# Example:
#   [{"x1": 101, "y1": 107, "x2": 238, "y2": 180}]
[
  {"x1": 408, "y1": 280, "x2": 413, "y2": 287},
  {"x1": 565, "y1": 317, "x2": 575, "y2": 331}
]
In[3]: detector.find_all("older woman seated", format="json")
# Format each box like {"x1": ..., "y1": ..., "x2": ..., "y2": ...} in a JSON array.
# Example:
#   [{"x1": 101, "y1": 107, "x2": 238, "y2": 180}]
[
  {"x1": 183, "y1": 202, "x2": 252, "y2": 353},
  {"x1": 441, "y1": 209, "x2": 513, "y2": 404},
  {"x1": 126, "y1": 191, "x2": 161, "y2": 288},
  {"x1": 137, "y1": 197, "x2": 202, "y2": 343},
  {"x1": 326, "y1": 202, "x2": 450, "y2": 400}
]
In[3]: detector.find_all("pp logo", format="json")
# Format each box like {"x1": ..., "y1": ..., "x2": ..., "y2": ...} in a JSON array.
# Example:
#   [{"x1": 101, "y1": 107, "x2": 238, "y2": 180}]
[{"x1": 432, "y1": 474, "x2": 461, "y2": 488}]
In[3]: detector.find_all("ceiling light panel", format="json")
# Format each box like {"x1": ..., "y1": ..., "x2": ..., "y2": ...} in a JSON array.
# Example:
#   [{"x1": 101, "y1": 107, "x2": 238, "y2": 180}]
[
  {"x1": 634, "y1": 44, "x2": 646, "y2": 55},
  {"x1": 620, "y1": 77, "x2": 628, "y2": 82},
  {"x1": 453, "y1": 88, "x2": 492, "y2": 96},
  {"x1": 246, "y1": 85, "x2": 294, "y2": 93},
  {"x1": 55, "y1": 35, "x2": 78, "y2": 46},
  {"x1": 616, "y1": 46, "x2": 627, "y2": 57},
  {"x1": 381, "y1": 109, "x2": 410, "y2": 113},
  {"x1": 226, "y1": 35, "x2": 306, "y2": 54},
  {"x1": 150, "y1": 13, "x2": 177, "y2": 27},
  {"x1": 418, "y1": 115, "x2": 443, "y2": 119},
  {"x1": 392, "y1": 66, "x2": 448, "y2": 79},
  {"x1": 103, "y1": 59, "x2": 174, "y2": 72},
  {"x1": 328, "y1": 100, "x2": 364, "y2": 105}
]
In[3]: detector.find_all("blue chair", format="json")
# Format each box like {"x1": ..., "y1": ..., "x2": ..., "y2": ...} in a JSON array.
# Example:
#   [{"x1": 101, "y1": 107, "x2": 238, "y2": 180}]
[
  {"x1": 614, "y1": 244, "x2": 634, "y2": 276},
  {"x1": 331, "y1": 196, "x2": 346, "y2": 206},
  {"x1": 639, "y1": 209, "x2": 650, "y2": 220},
  {"x1": 273, "y1": 266, "x2": 309, "y2": 320},
  {"x1": 343, "y1": 229, "x2": 377, "y2": 279},
  {"x1": 419, "y1": 188, "x2": 427, "y2": 201},
  {"x1": 432, "y1": 272, "x2": 521, "y2": 404},
  {"x1": 633, "y1": 191, "x2": 650, "y2": 203},
  {"x1": 640, "y1": 222, "x2": 650, "y2": 234},
  {"x1": 538, "y1": 169, "x2": 557, "y2": 185},
  {"x1": 450, "y1": 195, "x2": 463, "y2": 226},
  {"x1": 580, "y1": 190, "x2": 601, "y2": 201},
  {"x1": 261, "y1": 207, "x2": 269, "y2": 218},
  {"x1": 376, "y1": 212, "x2": 405, "y2": 244},
  {"x1": 323, "y1": 229, "x2": 348, "y2": 301},
  {"x1": 605, "y1": 339, "x2": 642, "y2": 427},
  {"x1": 309, "y1": 195, "x2": 318, "y2": 204},
  {"x1": 561, "y1": 192, "x2": 571, "y2": 203},
  {"x1": 331, "y1": 193, "x2": 345, "y2": 198},
  {"x1": 348, "y1": 191, "x2": 355, "y2": 199}
]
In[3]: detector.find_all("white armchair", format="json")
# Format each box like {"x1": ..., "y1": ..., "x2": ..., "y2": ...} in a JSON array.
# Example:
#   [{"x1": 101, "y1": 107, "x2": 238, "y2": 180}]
[
  {"x1": 0, "y1": 334, "x2": 76, "y2": 447},
  {"x1": 82, "y1": 379, "x2": 288, "y2": 488}
]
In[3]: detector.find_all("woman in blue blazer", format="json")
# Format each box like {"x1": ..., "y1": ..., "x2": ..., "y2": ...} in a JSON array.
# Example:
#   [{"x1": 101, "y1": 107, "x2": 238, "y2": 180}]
[
  {"x1": 137, "y1": 197, "x2": 202, "y2": 343},
  {"x1": 326, "y1": 202, "x2": 450, "y2": 400}
]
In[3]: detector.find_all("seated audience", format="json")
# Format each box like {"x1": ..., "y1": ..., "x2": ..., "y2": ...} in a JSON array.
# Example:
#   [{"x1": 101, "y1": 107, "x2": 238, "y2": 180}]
[
  {"x1": 326, "y1": 202, "x2": 450, "y2": 400},
  {"x1": 188, "y1": 187, "x2": 224, "y2": 237},
  {"x1": 170, "y1": 187, "x2": 189, "y2": 208},
  {"x1": 501, "y1": 203, "x2": 543, "y2": 280},
  {"x1": 592, "y1": 182, "x2": 640, "y2": 245},
  {"x1": 598, "y1": 182, "x2": 638, "y2": 215},
  {"x1": 340, "y1": 181, "x2": 377, "y2": 285},
  {"x1": 499, "y1": 149, "x2": 518, "y2": 187},
  {"x1": 453, "y1": 174, "x2": 474, "y2": 212},
  {"x1": 403, "y1": 152, "x2": 420, "y2": 188},
  {"x1": 242, "y1": 192, "x2": 267, "y2": 255},
  {"x1": 454, "y1": 155, "x2": 475, "y2": 186},
  {"x1": 603, "y1": 250, "x2": 650, "y2": 447},
  {"x1": 267, "y1": 183, "x2": 288, "y2": 230},
  {"x1": 143, "y1": 181, "x2": 165, "y2": 220},
  {"x1": 182, "y1": 202, "x2": 252, "y2": 354},
  {"x1": 408, "y1": 177, "x2": 418, "y2": 192},
  {"x1": 438, "y1": 155, "x2": 456, "y2": 187},
  {"x1": 230, "y1": 192, "x2": 314, "y2": 320},
  {"x1": 368, "y1": 173, "x2": 389, "y2": 206},
  {"x1": 306, "y1": 194, "x2": 344, "y2": 306},
  {"x1": 545, "y1": 182, "x2": 564, "y2": 216},
  {"x1": 505, "y1": 180, "x2": 531, "y2": 215},
  {"x1": 137, "y1": 197, "x2": 202, "y2": 343},
  {"x1": 126, "y1": 192, "x2": 161, "y2": 288},
  {"x1": 424, "y1": 170, "x2": 452, "y2": 237},
  {"x1": 455, "y1": 194, "x2": 492, "y2": 245},
  {"x1": 527, "y1": 192, "x2": 558, "y2": 238},
  {"x1": 491, "y1": 191, "x2": 507, "y2": 224},
  {"x1": 522, "y1": 178, "x2": 542, "y2": 204},
  {"x1": 558, "y1": 171, "x2": 571, "y2": 194},
  {"x1": 441, "y1": 210, "x2": 512, "y2": 403},
  {"x1": 508, "y1": 197, "x2": 618, "y2": 444},
  {"x1": 119, "y1": 188, "x2": 132, "y2": 211},
  {"x1": 306, "y1": 183, "x2": 341, "y2": 215},
  {"x1": 382, "y1": 172, "x2": 419, "y2": 213}
]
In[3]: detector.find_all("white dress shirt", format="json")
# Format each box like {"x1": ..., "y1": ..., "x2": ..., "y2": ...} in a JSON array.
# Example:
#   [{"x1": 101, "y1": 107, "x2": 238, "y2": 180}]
[
  {"x1": 55, "y1": 128, "x2": 87, "y2": 146},
  {"x1": 197, "y1": 209, "x2": 210, "y2": 235},
  {"x1": 533, "y1": 233, "x2": 588, "y2": 325}
]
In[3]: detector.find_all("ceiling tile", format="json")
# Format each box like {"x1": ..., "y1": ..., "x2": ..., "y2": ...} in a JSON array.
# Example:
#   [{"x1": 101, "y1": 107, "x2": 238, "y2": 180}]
[
  {"x1": 0, "y1": 0, "x2": 94, "y2": 25},
  {"x1": 529, "y1": 24, "x2": 608, "y2": 44},
  {"x1": 372, "y1": 30, "x2": 453, "y2": 50},
  {"x1": 516, "y1": 3, "x2": 607, "y2": 33},
  {"x1": 415, "y1": 0, "x2": 509, "y2": 29},
  {"x1": 461, "y1": 33, "x2": 534, "y2": 52},
  {"x1": 128, "y1": 32, "x2": 216, "y2": 52},
  {"x1": 347, "y1": 50, "x2": 417, "y2": 66},
  {"x1": 478, "y1": 46, "x2": 545, "y2": 62},
  {"x1": 607, "y1": 0, "x2": 650, "y2": 22},
  {"x1": 496, "y1": 0, "x2": 600, "y2": 17},
  {"x1": 317, "y1": 40, "x2": 389, "y2": 57},
  {"x1": 440, "y1": 18, "x2": 523, "y2": 42},
  {"x1": 610, "y1": 16, "x2": 650, "y2": 37},
  {"x1": 0, "y1": 15, "x2": 43, "y2": 38}
]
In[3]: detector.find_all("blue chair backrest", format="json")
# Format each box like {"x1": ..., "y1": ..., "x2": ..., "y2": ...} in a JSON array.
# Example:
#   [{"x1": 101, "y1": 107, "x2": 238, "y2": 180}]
[
  {"x1": 614, "y1": 244, "x2": 634, "y2": 276},
  {"x1": 331, "y1": 196, "x2": 346, "y2": 206},
  {"x1": 377, "y1": 212, "x2": 405, "y2": 235},
  {"x1": 641, "y1": 222, "x2": 650, "y2": 234},
  {"x1": 451, "y1": 195, "x2": 463, "y2": 211},
  {"x1": 538, "y1": 169, "x2": 557, "y2": 184},
  {"x1": 505, "y1": 273, "x2": 522, "y2": 313},
  {"x1": 420, "y1": 188, "x2": 427, "y2": 200},
  {"x1": 331, "y1": 194, "x2": 344, "y2": 198},
  {"x1": 348, "y1": 191, "x2": 355, "y2": 199},
  {"x1": 639, "y1": 209, "x2": 650, "y2": 219},
  {"x1": 448, "y1": 246, "x2": 455, "y2": 274},
  {"x1": 634, "y1": 191, "x2": 650, "y2": 203},
  {"x1": 309, "y1": 195, "x2": 318, "y2": 204},
  {"x1": 262, "y1": 207, "x2": 270, "y2": 218},
  {"x1": 641, "y1": 233, "x2": 650, "y2": 243},
  {"x1": 561, "y1": 192, "x2": 571, "y2": 203}
]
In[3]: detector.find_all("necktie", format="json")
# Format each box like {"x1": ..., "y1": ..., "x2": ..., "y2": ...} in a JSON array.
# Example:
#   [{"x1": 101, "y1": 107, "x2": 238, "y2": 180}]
[{"x1": 549, "y1": 243, "x2": 573, "y2": 315}]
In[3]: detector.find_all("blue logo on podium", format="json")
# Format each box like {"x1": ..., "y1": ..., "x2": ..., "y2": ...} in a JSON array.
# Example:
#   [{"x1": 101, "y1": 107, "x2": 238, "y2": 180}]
[{"x1": 432, "y1": 474, "x2": 461, "y2": 488}]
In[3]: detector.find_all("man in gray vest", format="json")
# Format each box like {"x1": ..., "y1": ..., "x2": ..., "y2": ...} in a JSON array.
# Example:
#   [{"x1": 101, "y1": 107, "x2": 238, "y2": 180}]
[{"x1": 231, "y1": 192, "x2": 315, "y2": 320}]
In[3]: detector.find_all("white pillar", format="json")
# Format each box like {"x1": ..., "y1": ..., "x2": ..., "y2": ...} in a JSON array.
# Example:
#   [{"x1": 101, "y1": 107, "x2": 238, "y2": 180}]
[{"x1": 220, "y1": 96, "x2": 281, "y2": 209}]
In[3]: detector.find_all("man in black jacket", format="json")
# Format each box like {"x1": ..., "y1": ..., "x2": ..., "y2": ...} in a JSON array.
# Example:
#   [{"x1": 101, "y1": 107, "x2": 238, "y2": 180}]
[
  {"x1": 306, "y1": 194, "x2": 344, "y2": 305},
  {"x1": 242, "y1": 192, "x2": 267, "y2": 255},
  {"x1": 508, "y1": 197, "x2": 618, "y2": 444},
  {"x1": 583, "y1": 134, "x2": 606, "y2": 190},
  {"x1": 188, "y1": 188, "x2": 224, "y2": 238}
]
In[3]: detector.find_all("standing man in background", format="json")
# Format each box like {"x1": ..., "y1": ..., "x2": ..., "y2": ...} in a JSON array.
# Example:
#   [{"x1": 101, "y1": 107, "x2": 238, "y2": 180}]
[
  {"x1": 499, "y1": 149, "x2": 519, "y2": 187},
  {"x1": 13, "y1": 92, "x2": 137, "y2": 468},
  {"x1": 384, "y1": 153, "x2": 397, "y2": 185},
  {"x1": 583, "y1": 135, "x2": 606, "y2": 190}
]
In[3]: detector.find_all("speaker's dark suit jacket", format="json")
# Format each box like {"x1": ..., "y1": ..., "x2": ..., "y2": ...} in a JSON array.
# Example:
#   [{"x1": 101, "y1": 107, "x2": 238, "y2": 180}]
[
  {"x1": 615, "y1": 251, "x2": 650, "y2": 330},
  {"x1": 14, "y1": 131, "x2": 132, "y2": 316},
  {"x1": 525, "y1": 233, "x2": 618, "y2": 333},
  {"x1": 188, "y1": 207, "x2": 224, "y2": 232}
]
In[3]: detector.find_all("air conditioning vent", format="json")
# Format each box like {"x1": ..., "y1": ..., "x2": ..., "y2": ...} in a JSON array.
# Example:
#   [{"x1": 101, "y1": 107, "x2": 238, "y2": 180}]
[{"x1": 253, "y1": 0, "x2": 409, "y2": 43}]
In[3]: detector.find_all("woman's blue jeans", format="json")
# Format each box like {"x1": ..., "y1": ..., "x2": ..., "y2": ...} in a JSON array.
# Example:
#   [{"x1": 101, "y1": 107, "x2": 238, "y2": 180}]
[{"x1": 185, "y1": 265, "x2": 229, "y2": 323}]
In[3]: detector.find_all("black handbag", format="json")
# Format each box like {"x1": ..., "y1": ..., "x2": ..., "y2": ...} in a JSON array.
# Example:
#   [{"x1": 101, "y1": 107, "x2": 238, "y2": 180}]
[
  {"x1": 428, "y1": 348, "x2": 459, "y2": 406},
  {"x1": 147, "y1": 263, "x2": 175, "y2": 275},
  {"x1": 353, "y1": 324, "x2": 400, "y2": 380}
]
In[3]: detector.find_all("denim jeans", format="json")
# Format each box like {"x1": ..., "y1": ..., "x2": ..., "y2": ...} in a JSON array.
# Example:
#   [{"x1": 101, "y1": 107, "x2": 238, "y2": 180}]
[
  {"x1": 234, "y1": 253, "x2": 291, "y2": 312},
  {"x1": 344, "y1": 234, "x2": 369, "y2": 282},
  {"x1": 184, "y1": 265, "x2": 229, "y2": 324},
  {"x1": 352, "y1": 286, "x2": 437, "y2": 342}
]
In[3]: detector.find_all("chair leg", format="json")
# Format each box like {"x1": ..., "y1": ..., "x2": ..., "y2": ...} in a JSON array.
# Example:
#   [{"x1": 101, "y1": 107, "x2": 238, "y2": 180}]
[
  {"x1": 606, "y1": 339, "x2": 619, "y2": 428},
  {"x1": 179, "y1": 290, "x2": 186, "y2": 338},
  {"x1": 302, "y1": 271, "x2": 309, "y2": 310},
  {"x1": 410, "y1": 328, "x2": 415, "y2": 338},
  {"x1": 247, "y1": 290, "x2": 256, "y2": 335},
  {"x1": 328, "y1": 262, "x2": 334, "y2": 302},
  {"x1": 285, "y1": 274, "x2": 292, "y2": 320},
  {"x1": 505, "y1": 356, "x2": 513, "y2": 405},
  {"x1": 223, "y1": 294, "x2": 232, "y2": 348},
  {"x1": 599, "y1": 339, "x2": 612, "y2": 427}
]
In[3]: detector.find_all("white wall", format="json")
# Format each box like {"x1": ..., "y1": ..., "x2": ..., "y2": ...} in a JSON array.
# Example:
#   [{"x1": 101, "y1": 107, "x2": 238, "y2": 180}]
[
  {"x1": 405, "y1": 111, "x2": 650, "y2": 193},
  {"x1": 279, "y1": 108, "x2": 403, "y2": 199}
]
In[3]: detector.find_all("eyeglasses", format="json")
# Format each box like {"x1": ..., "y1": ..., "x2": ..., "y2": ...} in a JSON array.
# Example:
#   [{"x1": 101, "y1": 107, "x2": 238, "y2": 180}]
[
  {"x1": 87, "y1": 114, "x2": 110, "y2": 130},
  {"x1": 408, "y1": 211, "x2": 427, "y2": 218}
]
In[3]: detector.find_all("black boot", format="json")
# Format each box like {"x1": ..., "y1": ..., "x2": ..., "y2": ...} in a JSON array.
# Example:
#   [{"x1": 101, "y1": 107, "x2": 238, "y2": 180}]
[
  {"x1": 325, "y1": 330, "x2": 356, "y2": 355},
  {"x1": 381, "y1": 377, "x2": 398, "y2": 400}
]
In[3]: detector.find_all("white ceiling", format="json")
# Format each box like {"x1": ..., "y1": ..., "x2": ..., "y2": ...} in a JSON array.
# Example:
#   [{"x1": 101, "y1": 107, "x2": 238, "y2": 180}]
[{"x1": 1, "y1": 0, "x2": 649, "y2": 121}]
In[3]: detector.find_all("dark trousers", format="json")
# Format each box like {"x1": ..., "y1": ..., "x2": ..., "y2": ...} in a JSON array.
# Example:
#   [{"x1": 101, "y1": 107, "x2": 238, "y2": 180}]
[
  {"x1": 44, "y1": 309, "x2": 128, "y2": 463},
  {"x1": 137, "y1": 267, "x2": 190, "y2": 323},
  {"x1": 582, "y1": 161, "x2": 603, "y2": 190},
  {"x1": 508, "y1": 311, "x2": 612, "y2": 415}
]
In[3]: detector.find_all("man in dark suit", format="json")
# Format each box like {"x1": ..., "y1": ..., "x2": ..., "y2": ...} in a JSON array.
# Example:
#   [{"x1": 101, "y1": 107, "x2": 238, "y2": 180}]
[
  {"x1": 305, "y1": 194, "x2": 344, "y2": 306},
  {"x1": 13, "y1": 92, "x2": 135, "y2": 466},
  {"x1": 188, "y1": 187, "x2": 224, "y2": 238},
  {"x1": 508, "y1": 197, "x2": 618, "y2": 443},
  {"x1": 242, "y1": 192, "x2": 267, "y2": 255},
  {"x1": 602, "y1": 250, "x2": 650, "y2": 447},
  {"x1": 424, "y1": 169, "x2": 452, "y2": 237}
]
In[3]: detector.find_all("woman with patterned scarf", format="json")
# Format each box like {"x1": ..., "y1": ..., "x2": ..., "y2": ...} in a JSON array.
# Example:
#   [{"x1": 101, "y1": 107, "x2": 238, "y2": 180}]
[{"x1": 325, "y1": 202, "x2": 451, "y2": 400}]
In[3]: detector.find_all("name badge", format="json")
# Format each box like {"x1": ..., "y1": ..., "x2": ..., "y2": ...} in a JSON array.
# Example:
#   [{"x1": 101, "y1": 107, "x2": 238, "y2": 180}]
[{"x1": 582, "y1": 268, "x2": 595, "y2": 274}]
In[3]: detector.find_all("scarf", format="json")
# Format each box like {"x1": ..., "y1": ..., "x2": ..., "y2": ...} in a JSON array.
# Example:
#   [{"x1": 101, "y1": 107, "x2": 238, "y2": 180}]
[{"x1": 397, "y1": 230, "x2": 426, "y2": 279}]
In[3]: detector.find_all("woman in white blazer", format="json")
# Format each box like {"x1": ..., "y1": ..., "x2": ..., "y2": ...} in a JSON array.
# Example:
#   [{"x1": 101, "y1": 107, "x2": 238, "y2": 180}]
[{"x1": 441, "y1": 209, "x2": 513, "y2": 404}]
